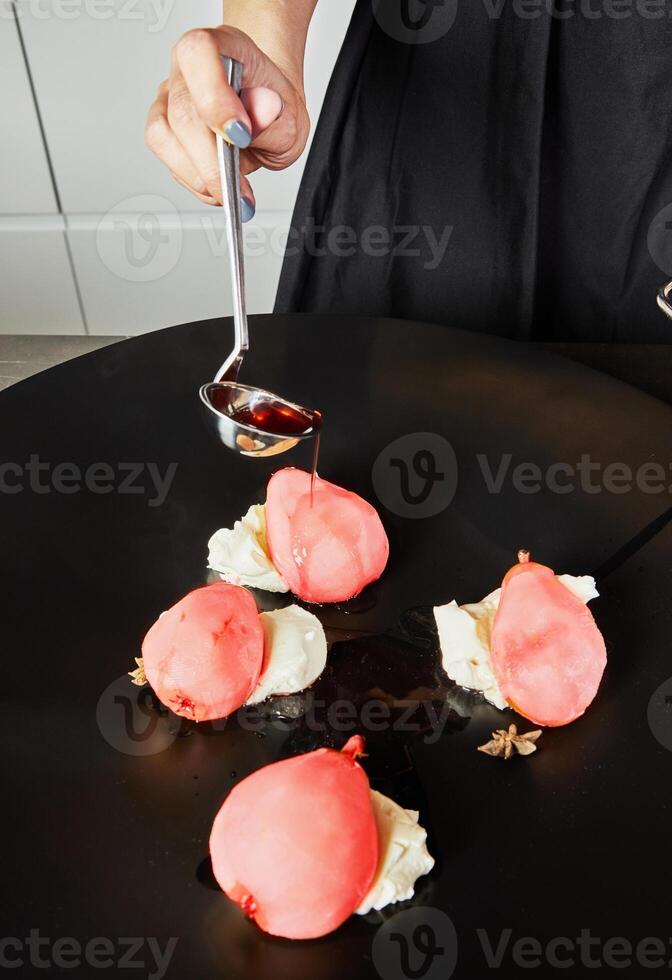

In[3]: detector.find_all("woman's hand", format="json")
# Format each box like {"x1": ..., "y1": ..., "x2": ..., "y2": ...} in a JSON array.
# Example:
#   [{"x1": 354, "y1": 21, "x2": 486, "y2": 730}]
[{"x1": 145, "y1": 25, "x2": 311, "y2": 216}]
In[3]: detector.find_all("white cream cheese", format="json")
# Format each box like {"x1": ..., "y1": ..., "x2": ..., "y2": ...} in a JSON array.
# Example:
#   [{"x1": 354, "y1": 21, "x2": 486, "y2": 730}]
[
  {"x1": 208, "y1": 504, "x2": 289, "y2": 593},
  {"x1": 434, "y1": 588, "x2": 506, "y2": 708},
  {"x1": 246, "y1": 605, "x2": 327, "y2": 705},
  {"x1": 357, "y1": 790, "x2": 434, "y2": 915},
  {"x1": 434, "y1": 574, "x2": 599, "y2": 709}
]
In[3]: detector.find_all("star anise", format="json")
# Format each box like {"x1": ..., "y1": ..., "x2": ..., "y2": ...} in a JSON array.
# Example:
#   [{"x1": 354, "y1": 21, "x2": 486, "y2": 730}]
[
  {"x1": 128, "y1": 657, "x2": 147, "y2": 687},
  {"x1": 478, "y1": 724, "x2": 541, "y2": 760},
  {"x1": 236, "y1": 433, "x2": 265, "y2": 454}
]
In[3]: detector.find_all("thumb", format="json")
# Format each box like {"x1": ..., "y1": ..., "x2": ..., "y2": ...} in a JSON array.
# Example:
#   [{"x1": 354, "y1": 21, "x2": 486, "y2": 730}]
[{"x1": 241, "y1": 86, "x2": 283, "y2": 138}]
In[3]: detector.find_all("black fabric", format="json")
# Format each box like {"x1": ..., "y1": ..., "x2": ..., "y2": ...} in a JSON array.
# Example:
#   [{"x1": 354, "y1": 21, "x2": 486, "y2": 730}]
[{"x1": 275, "y1": 0, "x2": 672, "y2": 341}]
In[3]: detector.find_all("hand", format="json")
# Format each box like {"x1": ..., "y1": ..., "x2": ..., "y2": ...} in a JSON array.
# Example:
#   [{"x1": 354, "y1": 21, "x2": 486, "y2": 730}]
[{"x1": 145, "y1": 26, "x2": 311, "y2": 215}]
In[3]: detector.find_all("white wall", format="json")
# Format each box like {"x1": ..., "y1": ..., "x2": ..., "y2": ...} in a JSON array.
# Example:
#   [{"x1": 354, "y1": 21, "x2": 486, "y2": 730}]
[
  {"x1": 0, "y1": 3, "x2": 86, "y2": 334},
  {"x1": 0, "y1": 0, "x2": 356, "y2": 334}
]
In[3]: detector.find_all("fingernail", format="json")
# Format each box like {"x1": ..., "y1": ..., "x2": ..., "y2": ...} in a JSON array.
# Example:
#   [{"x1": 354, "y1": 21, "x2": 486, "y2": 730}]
[
  {"x1": 223, "y1": 119, "x2": 252, "y2": 149},
  {"x1": 241, "y1": 196, "x2": 256, "y2": 223}
]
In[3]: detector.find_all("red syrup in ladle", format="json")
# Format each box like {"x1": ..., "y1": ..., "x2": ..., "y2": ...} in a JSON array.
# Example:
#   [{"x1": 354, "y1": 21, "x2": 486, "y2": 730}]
[
  {"x1": 229, "y1": 400, "x2": 317, "y2": 437},
  {"x1": 210, "y1": 383, "x2": 323, "y2": 504}
]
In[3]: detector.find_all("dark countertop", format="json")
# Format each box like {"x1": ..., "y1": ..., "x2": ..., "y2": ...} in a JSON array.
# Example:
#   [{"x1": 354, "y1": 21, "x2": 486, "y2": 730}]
[{"x1": 0, "y1": 336, "x2": 123, "y2": 391}]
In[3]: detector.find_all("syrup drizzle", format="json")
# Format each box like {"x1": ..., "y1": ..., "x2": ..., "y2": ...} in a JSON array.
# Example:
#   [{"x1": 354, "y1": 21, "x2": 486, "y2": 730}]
[
  {"x1": 310, "y1": 414, "x2": 323, "y2": 506},
  {"x1": 211, "y1": 369, "x2": 323, "y2": 495}
]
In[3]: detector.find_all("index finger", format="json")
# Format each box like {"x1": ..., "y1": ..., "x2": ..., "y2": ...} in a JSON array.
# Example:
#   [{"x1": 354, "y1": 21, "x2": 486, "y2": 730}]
[{"x1": 174, "y1": 28, "x2": 254, "y2": 145}]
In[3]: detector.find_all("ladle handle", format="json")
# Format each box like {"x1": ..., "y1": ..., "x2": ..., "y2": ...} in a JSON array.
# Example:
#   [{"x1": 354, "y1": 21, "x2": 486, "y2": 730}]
[
  {"x1": 215, "y1": 56, "x2": 249, "y2": 382},
  {"x1": 657, "y1": 281, "x2": 672, "y2": 322}
]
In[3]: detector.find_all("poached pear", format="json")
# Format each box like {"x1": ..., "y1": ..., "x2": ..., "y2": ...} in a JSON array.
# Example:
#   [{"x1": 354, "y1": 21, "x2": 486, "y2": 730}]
[{"x1": 490, "y1": 551, "x2": 607, "y2": 727}]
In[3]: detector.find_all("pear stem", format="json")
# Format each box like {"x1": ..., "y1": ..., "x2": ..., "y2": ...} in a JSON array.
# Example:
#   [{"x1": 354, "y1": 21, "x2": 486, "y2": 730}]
[
  {"x1": 341, "y1": 734, "x2": 366, "y2": 761},
  {"x1": 517, "y1": 549, "x2": 531, "y2": 564}
]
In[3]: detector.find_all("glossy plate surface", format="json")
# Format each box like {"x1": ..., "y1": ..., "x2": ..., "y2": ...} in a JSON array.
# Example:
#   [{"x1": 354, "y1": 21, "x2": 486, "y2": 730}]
[{"x1": 2, "y1": 315, "x2": 672, "y2": 979}]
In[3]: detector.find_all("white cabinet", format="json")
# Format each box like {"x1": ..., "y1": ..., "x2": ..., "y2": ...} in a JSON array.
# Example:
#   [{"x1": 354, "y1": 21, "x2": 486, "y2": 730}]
[
  {"x1": 15, "y1": 0, "x2": 222, "y2": 214},
  {"x1": 2, "y1": 0, "x2": 356, "y2": 334},
  {"x1": 0, "y1": 3, "x2": 57, "y2": 214},
  {"x1": 16, "y1": 0, "x2": 355, "y2": 214},
  {"x1": 67, "y1": 210, "x2": 284, "y2": 335},
  {"x1": 0, "y1": 5, "x2": 85, "y2": 334},
  {"x1": 0, "y1": 217, "x2": 86, "y2": 334}
]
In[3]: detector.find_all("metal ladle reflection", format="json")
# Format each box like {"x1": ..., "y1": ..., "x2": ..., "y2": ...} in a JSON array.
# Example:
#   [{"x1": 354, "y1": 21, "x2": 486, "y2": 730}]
[{"x1": 199, "y1": 57, "x2": 319, "y2": 458}]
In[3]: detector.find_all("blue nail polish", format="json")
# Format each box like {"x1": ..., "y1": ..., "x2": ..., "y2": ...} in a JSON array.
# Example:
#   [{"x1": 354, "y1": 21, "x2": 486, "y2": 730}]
[
  {"x1": 224, "y1": 119, "x2": 252, "y2": 149},
  {"x1": 241, "y1": 196, "x2": 255, "y2": 223}
]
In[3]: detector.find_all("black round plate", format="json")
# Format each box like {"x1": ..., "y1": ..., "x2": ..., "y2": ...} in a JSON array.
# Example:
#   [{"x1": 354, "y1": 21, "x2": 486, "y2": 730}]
[{"x1": 3, "y1": 315, "x2": 672, "y2": 979}]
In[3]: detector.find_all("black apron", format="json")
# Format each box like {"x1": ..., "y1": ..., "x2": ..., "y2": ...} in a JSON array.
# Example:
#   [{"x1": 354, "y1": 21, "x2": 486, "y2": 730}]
[{"x1": 275, "y1": 0, "x2": 672, "y2": 342}]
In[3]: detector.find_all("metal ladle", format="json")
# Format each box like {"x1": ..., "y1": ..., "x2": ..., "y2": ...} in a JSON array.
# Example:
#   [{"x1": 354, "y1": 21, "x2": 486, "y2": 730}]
[
  {"x1": 199, "y1": 57, "x2": 320, "y2": 458},
  {"x1": 657, "y1": 280, "x2": 672, "y2": 322}
]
